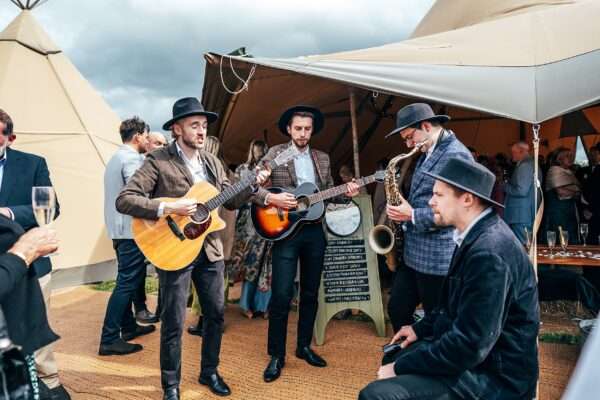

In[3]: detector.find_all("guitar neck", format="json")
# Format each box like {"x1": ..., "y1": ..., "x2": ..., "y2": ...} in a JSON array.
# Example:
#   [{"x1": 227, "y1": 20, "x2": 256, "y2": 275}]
[
  {"x1": 204, "y1": 158, "x2": 281, "y2": 211},
  {"x1": 307, "y1": 174, "x2": 377, "y2": 204}
]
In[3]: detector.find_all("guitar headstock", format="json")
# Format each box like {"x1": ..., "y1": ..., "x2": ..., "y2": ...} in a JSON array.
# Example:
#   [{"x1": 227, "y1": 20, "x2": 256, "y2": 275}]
[
  {"x1": 373, "y1": 170, "x2": 386, "y2": 183},
  {"x1": 269, "y1": 145, "x2": 300, "y2": 169}
]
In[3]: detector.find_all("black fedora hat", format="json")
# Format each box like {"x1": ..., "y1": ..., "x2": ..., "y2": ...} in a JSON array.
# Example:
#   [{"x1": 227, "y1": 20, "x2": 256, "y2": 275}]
[
  {"x1": 278, "y1": 105, "x2": 325, "y2": 136},
  {"x1": 162, "y1": 97, "x2": 219, "y2": 131},
  {"x1": 385, "y1": 103, "x2": 450, "y2": 139},
  {"x1": 424, "y1": 158, "x2": 504, "y2": 208}
]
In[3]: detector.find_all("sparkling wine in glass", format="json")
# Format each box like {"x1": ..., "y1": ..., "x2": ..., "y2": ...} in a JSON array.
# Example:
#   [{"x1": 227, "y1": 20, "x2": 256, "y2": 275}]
[
  {"x1": 524, "y1": 227, "x2": 532, "y2": 252},
  {"x1": 580, "y1": 223, "x2": 589, "y2": 246},
  {"x1": 559, "y1": 230, "x2": 569, "y2": 255},
  {"x1": 32, "y1": 187, "x2": 56, "y2": 226},
  {"x1": 32, "y1": 186, "x2": 57, "y2": 256},
  {"x1": 547, "y1": 231, "x2": 556, "y2": 259}
]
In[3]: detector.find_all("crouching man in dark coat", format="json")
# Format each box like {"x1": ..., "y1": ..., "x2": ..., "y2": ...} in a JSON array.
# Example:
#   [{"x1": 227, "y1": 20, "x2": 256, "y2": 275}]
[{"x1": 359, "y1": 158, "x2": 539, "y2": 400}]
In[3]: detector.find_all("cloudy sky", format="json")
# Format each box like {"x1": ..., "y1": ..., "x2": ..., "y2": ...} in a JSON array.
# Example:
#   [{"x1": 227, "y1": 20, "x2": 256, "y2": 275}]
[{"x1": 0, "y1": 0, "x2": 434, "y2": 132}]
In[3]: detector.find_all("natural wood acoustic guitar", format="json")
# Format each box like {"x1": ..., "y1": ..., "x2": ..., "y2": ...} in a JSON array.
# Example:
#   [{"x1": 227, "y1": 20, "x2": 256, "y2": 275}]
[
  {"x1": 251, "y1": 170, "x2": 384, "y2": 241},
  {"x1": 132, "y1": 146, "x2": 298, "y2": 270}
]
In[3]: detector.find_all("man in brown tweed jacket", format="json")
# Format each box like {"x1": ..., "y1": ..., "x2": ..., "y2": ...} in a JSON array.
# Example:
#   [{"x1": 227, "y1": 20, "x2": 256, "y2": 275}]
[
  {"x1": 255, "y1": 105, "x2": 359, "y2": 383},
  {"x1": 116, "y1": 97, "x2": 269, "y2": 400}
]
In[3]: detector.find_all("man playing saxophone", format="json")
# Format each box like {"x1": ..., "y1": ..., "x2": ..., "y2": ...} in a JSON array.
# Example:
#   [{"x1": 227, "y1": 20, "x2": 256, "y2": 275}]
[{"x1": 384, "y1": 103, "x2": 472, "y2": 332}]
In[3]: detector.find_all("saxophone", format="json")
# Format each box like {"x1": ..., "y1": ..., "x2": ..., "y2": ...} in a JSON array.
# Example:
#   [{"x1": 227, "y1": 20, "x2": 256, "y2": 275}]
[{"x1": 368, "y1": 140, "x2": 429, "y2": 270}]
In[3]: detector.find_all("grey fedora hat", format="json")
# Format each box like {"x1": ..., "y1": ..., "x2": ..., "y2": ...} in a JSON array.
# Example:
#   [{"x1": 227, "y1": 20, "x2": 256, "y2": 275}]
[
  {"x1": 162, "y1": 97, "x2": 219, "y2": 131},
  {"x1": 385, "y1": 103, "x2": 450, "y2": 139},
  {"x1": 424, "y1": 158, "x2": 504, "y2": 208}
]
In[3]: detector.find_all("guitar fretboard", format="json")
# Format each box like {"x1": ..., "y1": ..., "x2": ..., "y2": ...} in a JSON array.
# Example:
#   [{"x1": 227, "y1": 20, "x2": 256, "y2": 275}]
[
  {"x1": 204, "y1": 158, "x2": 279, "y2": 211},
  {"x1": 306, "y1": 174, "x2": 377, "y2": 204}
]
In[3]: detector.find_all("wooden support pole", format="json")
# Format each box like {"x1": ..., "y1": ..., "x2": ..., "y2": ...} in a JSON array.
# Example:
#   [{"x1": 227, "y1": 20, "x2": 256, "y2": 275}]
[{"x1": 349, "y1": 88, "x2": 361, "y2": 178}]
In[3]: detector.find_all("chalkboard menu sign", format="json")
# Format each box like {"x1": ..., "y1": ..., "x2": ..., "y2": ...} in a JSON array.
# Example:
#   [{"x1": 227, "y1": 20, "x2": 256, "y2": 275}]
[
  {"x1": 323, "y1": 239, "x2": 371, "y2": 303},
  {"x1": 314, "y1": 195, "x2": 386, "y2": 345}
]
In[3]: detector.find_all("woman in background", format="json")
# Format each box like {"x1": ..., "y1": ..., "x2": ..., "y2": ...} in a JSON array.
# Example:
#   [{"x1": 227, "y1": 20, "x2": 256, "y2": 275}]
[
  {"x1": 543, "y1": 147, "x2": 581, "y2": 244},
  {"x1": 228, "y1": 140, "x2": 272, "y2": 319}
]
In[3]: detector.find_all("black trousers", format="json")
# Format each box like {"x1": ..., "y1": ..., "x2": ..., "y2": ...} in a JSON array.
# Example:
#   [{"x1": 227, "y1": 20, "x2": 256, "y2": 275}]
[
  {"x1": 156, "y1": 250, "x2": 225, "y2": 390},
  {"x1": 358, "y1": 342, "x2": 459, "y2": 400},
  {"x1": 268, "y1": 223, "x2": 326, "y2": 358},
  {"x1": 387, "y1": 265, "x2": 445, "y2": 332}
]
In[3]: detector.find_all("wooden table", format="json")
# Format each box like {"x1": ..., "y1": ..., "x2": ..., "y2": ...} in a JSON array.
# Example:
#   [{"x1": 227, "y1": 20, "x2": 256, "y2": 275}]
[{"x1": 536, "y1": 245, "x2": 600, "y2": 267}]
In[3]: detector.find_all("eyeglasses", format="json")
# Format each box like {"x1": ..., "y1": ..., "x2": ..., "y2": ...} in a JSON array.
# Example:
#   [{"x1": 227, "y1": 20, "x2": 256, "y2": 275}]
[{"x1": 400, "y1": 127, "x2": 418, "y2": 143}]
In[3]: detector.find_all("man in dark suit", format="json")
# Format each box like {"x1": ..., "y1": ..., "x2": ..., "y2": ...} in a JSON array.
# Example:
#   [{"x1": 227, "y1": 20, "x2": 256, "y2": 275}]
[
  {"x1": 116, "y1": 97, "x2": 269, "y2": 400},
  {"x1": 0, "y1": 109, "x2": 69, "y2": 400},
  {"x1": 359, "y1": 158, "x2": 539, "y2": 400},
  {"x1": 385, "y1": 103, "x2": 472, "y2": 333},
  {"x1": 254, "y1": 105, "x2": 359, "y2": 383}
]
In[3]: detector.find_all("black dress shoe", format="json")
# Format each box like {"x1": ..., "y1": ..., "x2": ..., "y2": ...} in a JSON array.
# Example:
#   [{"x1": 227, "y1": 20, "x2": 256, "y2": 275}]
[
  {"x1": 99, "y1": 338, "x2": 143, "y2": 356},
  {"x1": 122, "y1": 323, "x2": 156, "y2": 341},
  {"x1": 187, "y1": 319, "x2": 203, "y2": 336},
  {"x1": 163, "y1": 387, "x2": 179, "y2": 400},
  {"x1": 263, "y1": 356, "x2": 285, "y2": 382},
  {"x1": 136, "y1": 309, "x2": 159, "y2": 324},
  {"x1": 49, "y1": 385, "x2": 71, "y2": 400},
  {"x1": 295, "y1": 346, "x2": 327, "y2": 367},
  {"x1": 199, "y1": 373, "x2": 231, "y2": 396}
]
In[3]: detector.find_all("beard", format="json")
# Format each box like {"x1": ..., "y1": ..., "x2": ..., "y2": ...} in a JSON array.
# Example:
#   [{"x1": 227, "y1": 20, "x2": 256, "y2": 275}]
[
  {"x1": 292, "y1": 137, "x2": 309, "y2": 149},
  {"x1": 432, "y1": 212, "x2": 446, "y2": 227},
  {"x1": 182, "y1": 135, "x2": 202, "y2": 150}
]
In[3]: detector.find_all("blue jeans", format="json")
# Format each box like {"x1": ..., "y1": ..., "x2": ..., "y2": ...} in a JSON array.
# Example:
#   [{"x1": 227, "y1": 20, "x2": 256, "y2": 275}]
[{"x1": 100, "y1": 239, "x2": 147, "y2": 344}]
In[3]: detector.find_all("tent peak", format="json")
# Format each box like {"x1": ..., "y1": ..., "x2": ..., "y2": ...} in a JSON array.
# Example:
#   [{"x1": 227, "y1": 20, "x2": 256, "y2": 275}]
[
  {"x1": 0, "y1": 6, "x2": 61, "y2": 55},
  {"x1": 10, "y1": 0, "x2": 49, "y2": 10}
]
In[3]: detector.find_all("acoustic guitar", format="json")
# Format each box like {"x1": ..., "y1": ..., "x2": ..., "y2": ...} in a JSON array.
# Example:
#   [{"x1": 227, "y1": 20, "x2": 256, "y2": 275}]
[
  {"x1": 251, "y1": 170, "x2": 385, "y2": 241},
  {"x1": 132, "y1": 146, "x2": 298, "y2": 270}
]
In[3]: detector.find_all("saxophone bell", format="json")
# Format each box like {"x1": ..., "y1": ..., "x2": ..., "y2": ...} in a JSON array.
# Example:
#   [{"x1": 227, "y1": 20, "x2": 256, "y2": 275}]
[{"x1": 368, "y1": 140, "x2": 427, "y2": 271}]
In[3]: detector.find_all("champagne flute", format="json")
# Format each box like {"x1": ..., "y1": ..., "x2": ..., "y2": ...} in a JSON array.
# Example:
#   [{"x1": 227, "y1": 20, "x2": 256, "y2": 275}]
[
  {"x1": 547, "y1": 231, "x2": 556, "y2": 259},
  {"x1": 524, "y1": 227, "x2": 532, "y2": 252},
  {"x1": 32, "y1": 186, "x2": 57, "y2": 256},
  {"x1": 559, "y1": 230, "x2": 569, "y2": 256},
  {"x1": 580, "y1": 223, "x2": 589, "y2": 246}
]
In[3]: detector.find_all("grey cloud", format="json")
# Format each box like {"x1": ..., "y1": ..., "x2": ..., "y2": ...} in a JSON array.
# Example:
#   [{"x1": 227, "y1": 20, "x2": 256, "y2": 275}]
[{"x1": 1, "y1": 0, "x2": 434, "y2": 132}]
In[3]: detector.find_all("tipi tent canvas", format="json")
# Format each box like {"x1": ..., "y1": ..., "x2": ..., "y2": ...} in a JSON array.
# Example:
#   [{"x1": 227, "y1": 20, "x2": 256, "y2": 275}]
[{"x1": 0, "y1": 1, "x2": 120, "y2": 282}]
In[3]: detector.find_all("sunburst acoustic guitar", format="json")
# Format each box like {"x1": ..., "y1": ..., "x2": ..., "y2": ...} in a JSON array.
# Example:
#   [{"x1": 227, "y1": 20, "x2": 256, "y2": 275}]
[
  {"x1": 132, "y1": 146, "x2": 298, "y2": 270},
  {"x1": 251, "y1": 170, "x2": 385, "y2": 241}
]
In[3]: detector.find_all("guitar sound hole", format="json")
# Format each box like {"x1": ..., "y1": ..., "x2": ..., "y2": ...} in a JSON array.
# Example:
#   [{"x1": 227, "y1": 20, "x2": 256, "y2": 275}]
[
  {"x1": 296, "y1": 196, "x2": 310, "y2": 212},
  {"x1": 184, "y1": 215, "x2": 212, "y2": 240},
  {"x1": 191, "y1": 204, "x2": 210, "y2": 224}
]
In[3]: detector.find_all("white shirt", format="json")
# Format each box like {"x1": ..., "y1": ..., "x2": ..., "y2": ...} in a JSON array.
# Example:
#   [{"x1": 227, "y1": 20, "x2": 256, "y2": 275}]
[
  {"x1": 453, "y1": 207, "x2": 493, "y2": 247},
  {"x1": 176, "y1": 142, "x2": 206, "y2": 183},
  {"x1": 293, "y1": 145, "x2": 316, "y2": 186},
  {"x1": 0, "y1": 150, "x2": 6, "y2": 193}
]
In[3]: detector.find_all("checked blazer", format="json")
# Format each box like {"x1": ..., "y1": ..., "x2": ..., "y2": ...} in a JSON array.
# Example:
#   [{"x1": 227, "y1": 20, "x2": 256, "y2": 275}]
[
  {"x1": 402, "y1": 130, "x2": 472, "y2": 275},
  {"x1": 254, "y1": 141, "x2": 335, "y2": 204}
]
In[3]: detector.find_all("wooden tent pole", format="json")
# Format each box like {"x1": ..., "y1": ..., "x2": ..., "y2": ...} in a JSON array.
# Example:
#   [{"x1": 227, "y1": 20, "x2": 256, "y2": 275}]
[{"x1": 349, "y1": 88, "x2": 361, "y2": 178}]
